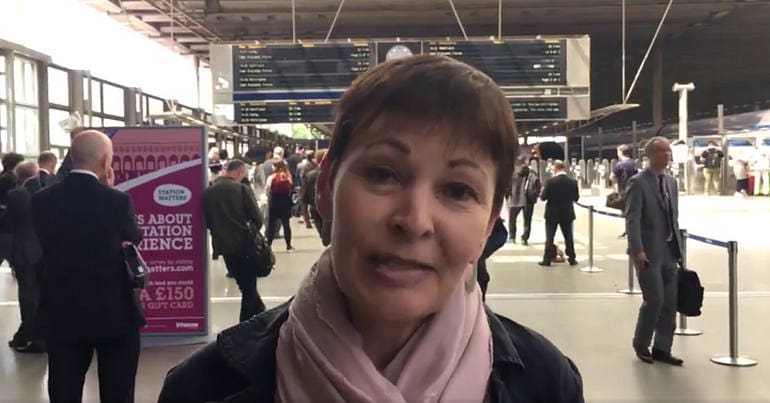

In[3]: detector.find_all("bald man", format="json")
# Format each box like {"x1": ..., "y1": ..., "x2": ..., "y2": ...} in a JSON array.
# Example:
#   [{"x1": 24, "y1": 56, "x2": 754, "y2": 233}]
[{"x1": 32, "y1": 130, "x2": 144, "y2": 402}]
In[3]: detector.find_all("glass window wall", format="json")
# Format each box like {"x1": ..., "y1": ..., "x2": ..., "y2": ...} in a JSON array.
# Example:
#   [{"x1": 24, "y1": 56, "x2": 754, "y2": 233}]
[
  {"x1": 48, "y1": 108, "x2": 71, "y2": 147},
  {"x1": 14, "y1": 106, "x2": 39, "y2": 155},
  {"x1": 103, "y1": 83, "x2": 124, "y2": 117},
  {"x1": 48, "y1": 66, "x2": 69, "y2": 106},
  {"x1": 0, "y1": 54, "x2": 6, "y2": 100},
  {"x1": 12, "y1": 56, "x2": 39, "y2": 156}
]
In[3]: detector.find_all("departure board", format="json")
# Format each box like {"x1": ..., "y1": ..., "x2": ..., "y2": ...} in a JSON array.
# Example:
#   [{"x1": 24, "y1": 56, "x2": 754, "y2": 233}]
[
  {"x1": 235, "y1": 101, "x2": 335, "y2": 124},
  {"x1": 511, "y1": 98, "x2": 567, "y2": 121},
  {"x1": 426, "y1": 40, "x2": 565, "y2": 86},
  {"x1": 233, "y1": 43, "x2": 371, "y2": 91}
]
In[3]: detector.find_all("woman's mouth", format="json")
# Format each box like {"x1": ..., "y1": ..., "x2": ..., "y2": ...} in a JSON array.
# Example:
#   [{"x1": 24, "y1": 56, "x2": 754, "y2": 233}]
[{"x1": 367, "y1": 254, "x2": 435, "y2": 287}]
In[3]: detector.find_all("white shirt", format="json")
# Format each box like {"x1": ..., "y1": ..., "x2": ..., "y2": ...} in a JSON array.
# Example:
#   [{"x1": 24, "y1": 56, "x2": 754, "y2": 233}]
[{"x1": 70, "y1": 169, "x2": 99, "y2": 180}]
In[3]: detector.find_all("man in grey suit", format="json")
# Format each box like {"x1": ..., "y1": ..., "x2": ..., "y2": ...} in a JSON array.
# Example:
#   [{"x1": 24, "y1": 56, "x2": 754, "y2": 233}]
[{"x1": 625, "y1": 137, "x2": 684, "y2": 366}]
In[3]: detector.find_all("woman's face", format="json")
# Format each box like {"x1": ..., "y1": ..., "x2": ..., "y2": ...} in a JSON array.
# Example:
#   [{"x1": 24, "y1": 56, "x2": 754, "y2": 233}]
[{"x1": 324, "y1": 127, "x2": 497, "y2": 324}]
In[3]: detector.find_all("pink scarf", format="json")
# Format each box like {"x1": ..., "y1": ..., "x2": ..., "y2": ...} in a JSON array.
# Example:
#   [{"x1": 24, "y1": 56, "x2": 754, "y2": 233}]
[{"x1": 275, "y1": 250, "x2": 493, "y2": 403}]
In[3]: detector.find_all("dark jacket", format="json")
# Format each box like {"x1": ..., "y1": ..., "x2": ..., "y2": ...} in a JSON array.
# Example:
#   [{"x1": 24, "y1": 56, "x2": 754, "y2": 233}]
[
  {"x1": 202, "y1": 176, "x2": 263, "y2": 258},
  {"x1": 6, "y1": 179, "x2": 43, "y2": 267},
  {"x1": 0, "y1": 171, "x2": 17, "y2": 257},
  {"x1": 55, "y1": 151, "x2": 73, "y2": 181},
  {"x1": 39, "y1": 169, "x2": 58, "y2": 188},
  {"x1": 540, "y1": 173, "x2": 579, "y2": 223},
  {"x1": 31, "y1": 173, "x2": 143, "y2": 341},
  {"x1": 158, "y1": 302, "x2": 584, "y2": 403}
]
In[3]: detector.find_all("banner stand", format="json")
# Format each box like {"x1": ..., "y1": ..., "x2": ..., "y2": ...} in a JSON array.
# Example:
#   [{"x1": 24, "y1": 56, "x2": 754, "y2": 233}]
[{"x1": 106, "y1": 126, "x2": 210, "y2": 343}]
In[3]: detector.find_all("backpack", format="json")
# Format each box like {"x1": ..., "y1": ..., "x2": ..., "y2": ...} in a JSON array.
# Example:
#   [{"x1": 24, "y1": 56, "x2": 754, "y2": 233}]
[
  {"x1": 677, "y1": 267, "x2": 704, "y2": 317},
  {"x1": 703, "y1": 149, "x2": 723, "y2": 169}
]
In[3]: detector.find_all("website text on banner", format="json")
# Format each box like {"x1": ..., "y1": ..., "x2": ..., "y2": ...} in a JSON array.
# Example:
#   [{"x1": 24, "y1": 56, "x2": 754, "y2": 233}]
[{"x1": 108, "y1": 127, "x2": 208, "y2": 336}]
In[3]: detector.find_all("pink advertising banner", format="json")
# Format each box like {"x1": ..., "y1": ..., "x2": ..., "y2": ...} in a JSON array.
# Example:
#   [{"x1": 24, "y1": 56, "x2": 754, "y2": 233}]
[{"x1": 106, "y1": 126, "x2": 208, "y2": 336}]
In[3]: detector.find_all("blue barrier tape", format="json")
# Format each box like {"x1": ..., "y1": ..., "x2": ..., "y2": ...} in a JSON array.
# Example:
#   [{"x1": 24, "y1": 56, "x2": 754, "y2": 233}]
[
  {"x1": 685, "y1": 233, "x2": 729, "y2": 249},
  {"x1": 574, "y1": 201, "x2": 729, "y2": 248},
  {"x1": 593, "y1": 209, "x2": 625, "y2": 219},
  {"x1": 574, "y1": 202, "x2": 625, "y2": 218}
]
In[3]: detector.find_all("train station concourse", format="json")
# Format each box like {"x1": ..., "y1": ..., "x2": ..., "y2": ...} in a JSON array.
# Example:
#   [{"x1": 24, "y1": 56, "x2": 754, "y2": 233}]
[{"x1": 2, "y1": 0, "x2": 770, "y2": 402}]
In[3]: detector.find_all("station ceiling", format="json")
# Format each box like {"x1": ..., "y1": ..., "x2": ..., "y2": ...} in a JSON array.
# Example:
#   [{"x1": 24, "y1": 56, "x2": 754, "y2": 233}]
[{"x1": 93, "y1": 0, "x2": 770, "y2": 131}]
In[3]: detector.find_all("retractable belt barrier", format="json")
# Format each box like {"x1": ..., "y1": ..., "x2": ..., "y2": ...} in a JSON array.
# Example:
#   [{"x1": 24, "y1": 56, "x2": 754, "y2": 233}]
[{"x1": 573, "y1": 201, "x2": 758, "y2": 367}]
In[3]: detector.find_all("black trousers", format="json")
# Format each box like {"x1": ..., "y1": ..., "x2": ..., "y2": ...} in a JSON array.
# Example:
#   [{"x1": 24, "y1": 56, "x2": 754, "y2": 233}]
[
  {"x1": 543, "y1": 219, "x2": 576, "y2": 262},
  {"x1": 508, "y1": 203, "x2": 535, "y2": 241},
  {"x1": 47, "y1": 329, "x2": 140, "y2": 403},
  {"x1": 267, "y1": 194, "x2": 293, "y2": 249},
  {"x1": 224, "y1": 255, "x2": 266, "y2": 322},
  {"x1": 13, "y1": 261, "x2": 44, "y2": 344}
]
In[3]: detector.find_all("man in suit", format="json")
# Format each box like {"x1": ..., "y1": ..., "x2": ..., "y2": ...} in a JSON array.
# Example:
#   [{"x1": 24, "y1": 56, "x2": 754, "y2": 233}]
[
  {"x1": 625, "y1": 136, "x2": 684, "y2": 366},
  {"x1": 37, "y1": 151, "x2": 59, "y2": 188},
  {"x1": 6, "y1": 161, "x2": 45, "y2": 352},
  {"x1": 203, "y1": 159, "x2": 266, "y2": 322},
  {"x1": 539, "y1": 160, "x2": 579, "y2": 266},
  {"x1": 0, "y1": 153, "x2": 25, "y2": 270},
  {"x1": 32, "y1": 130, "x2": 144, "y2": 402}
]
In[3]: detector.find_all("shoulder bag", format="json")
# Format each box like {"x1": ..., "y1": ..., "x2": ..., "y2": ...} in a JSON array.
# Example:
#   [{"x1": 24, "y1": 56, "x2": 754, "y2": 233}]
[{"x1": 241, "y1": 185, "x2": 275, "y2": 278}]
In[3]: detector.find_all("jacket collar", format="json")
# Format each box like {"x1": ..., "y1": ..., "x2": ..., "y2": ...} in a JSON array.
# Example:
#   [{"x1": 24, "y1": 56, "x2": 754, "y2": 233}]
[{"x1": 485, "y1": 306, "x2": 525, "y2": 369}]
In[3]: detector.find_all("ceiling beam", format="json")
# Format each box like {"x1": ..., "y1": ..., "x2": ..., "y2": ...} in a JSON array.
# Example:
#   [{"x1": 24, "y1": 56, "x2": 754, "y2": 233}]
[
  {"x1": 138, "y1": 14, "x2": 172, "y2": 22},
  {"x1": 119, "y1": 0, "x2": 155, "y2": 11}
]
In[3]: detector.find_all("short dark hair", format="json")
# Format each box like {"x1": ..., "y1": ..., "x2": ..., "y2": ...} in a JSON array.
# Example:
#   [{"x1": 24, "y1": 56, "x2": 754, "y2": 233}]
[
  {"x1": 219, "y1": 149, "x2": 229, "y2": 160},
  {"x1": 328, "y1": 54, "x2": 518, "y2": 212},
  {"x1": 226, "y1": 159, "x2": 246, "y2": 172},
  {"x1": 617, "y1": 144, "x2": 632, "y2": 158},
  {"x1": 2, "y1": 153, "x2": 24, "y2": 172},
  {"x1": 38, "y1": 151, "x2": 58, "y2": 166}
]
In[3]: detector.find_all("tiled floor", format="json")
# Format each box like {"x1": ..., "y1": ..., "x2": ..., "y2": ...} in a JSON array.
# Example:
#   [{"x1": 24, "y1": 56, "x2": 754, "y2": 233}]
[{"x1": 1, "y1": 195, "x2": 769, "y2": 402}]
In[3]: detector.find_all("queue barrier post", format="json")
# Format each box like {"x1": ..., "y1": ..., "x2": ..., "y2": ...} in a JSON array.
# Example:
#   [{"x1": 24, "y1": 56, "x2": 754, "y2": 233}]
[
  {"x1": 711, "y1": 240, "x2": 758, "y2": 367},
  {"x1": 579, "y1": 205, "x2": 603, "y2": 273}
]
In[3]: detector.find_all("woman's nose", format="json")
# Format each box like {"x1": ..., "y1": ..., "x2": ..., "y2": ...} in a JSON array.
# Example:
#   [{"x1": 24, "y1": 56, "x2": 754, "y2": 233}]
[{"x1": 389, "y1": 188, "x2": 435, "y2": 240}]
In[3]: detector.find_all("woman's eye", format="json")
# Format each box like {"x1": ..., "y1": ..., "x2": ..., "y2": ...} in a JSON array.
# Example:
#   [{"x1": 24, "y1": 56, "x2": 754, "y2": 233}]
[
  {"x1": 364, "y1": 166, "x2": 398, "y2": 184},
  {"x1": 443, "y1": 182, "x2": 479, "y2": 202}
]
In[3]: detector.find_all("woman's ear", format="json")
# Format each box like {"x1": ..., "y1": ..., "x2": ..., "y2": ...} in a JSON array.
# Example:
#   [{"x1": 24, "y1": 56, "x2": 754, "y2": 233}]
[{"x1": 315, "y1": 156, "x2": 334, "y2": 221}]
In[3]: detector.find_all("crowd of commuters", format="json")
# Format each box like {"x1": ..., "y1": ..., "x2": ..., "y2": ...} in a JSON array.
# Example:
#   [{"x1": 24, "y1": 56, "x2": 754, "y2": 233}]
[
  {"x1": 1, "y1": 130, "x2": 145, "y2": 402},
  {"x1": 0, "y1": 55, "x2": 593, "y2": 402},
  {"x1": 0, "y1": 49, "x2": 713, "y2": 402}
]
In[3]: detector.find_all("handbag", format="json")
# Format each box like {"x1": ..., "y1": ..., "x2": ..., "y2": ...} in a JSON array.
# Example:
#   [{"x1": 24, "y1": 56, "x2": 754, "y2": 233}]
[
  {"x1": 241, "y1": 186, "x2": 275, "y2": 278},
  {"x1": 123, "y1": 243, "x2": 150, "y2": 289},
  {"x1": 677, "y1": 266, "x2": 704, "y2": 317},
  {"x1": 605, "y1": 191, "x2": 626, "y2": 210}
]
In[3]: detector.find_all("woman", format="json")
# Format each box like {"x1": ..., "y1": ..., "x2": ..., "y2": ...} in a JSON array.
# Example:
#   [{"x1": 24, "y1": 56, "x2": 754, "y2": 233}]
[
  {"x1": 265, "y1": 160, "x2": 294, "y2": 251},
  {"x1": 158, "y1": 55, "x2": 583, "y2": 403}
]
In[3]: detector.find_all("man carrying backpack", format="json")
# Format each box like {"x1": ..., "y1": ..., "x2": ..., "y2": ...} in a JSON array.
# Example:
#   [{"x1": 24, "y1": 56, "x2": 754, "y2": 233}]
[{"x1": 700, "y1": 141, "x2": 724, "y2": 195}]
